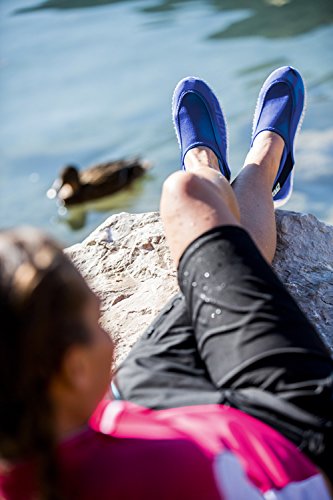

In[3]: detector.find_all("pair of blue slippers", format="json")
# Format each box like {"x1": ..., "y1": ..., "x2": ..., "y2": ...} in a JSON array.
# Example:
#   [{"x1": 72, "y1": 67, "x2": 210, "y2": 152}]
[{"x1": 172, "y1": 66, "x2": 305, "y2": 206}]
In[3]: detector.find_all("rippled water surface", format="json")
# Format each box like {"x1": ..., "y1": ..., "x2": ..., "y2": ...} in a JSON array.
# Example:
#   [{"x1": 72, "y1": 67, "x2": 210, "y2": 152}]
[{"x1": 1, "y1": 0, "x2": 333, "y2": 245}]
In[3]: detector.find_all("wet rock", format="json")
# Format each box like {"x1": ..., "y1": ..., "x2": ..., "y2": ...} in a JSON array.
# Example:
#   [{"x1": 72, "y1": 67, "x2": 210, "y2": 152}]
[{"x1": 66, "y1": 210, "x2": 333, "y2": 365}]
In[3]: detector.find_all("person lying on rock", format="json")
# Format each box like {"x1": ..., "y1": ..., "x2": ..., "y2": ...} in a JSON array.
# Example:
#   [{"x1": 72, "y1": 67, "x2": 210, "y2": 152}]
[{"x1": 0, "y1": 66, "x2": 332, "y2": 499}]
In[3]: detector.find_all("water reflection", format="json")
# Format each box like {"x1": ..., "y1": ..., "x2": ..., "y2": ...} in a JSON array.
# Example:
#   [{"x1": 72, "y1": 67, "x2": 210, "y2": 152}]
[
  {"x1": 15, "y1": 0, "x2": 134, "y2": 14},
  {"x1": 208, "y1": 0, "x2": 333, "y2": 39},
  {"x1": 15, "y1": 0, "x2": 333, "y2": 39},
  {"x1": 237, "y1": 59, "x2": 287, "y2": 77}
]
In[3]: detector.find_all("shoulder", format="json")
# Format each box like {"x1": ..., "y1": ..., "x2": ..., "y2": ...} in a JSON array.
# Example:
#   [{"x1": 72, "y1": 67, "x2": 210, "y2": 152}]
[
  {"x1": 64, "y1": 402, "x2": 222, "y2": 499},
  {"x1": 84, "y1": 431, "x2": 221, "y2": 499},
  {"x1": 97, "y1": 402, "x2": 221, "y2": 499}
]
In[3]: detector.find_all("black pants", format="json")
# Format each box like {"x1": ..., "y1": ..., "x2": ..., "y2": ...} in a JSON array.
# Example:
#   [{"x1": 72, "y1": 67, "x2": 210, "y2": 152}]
[{"x1": 114, "y1": 226, "x2": 333, "y2": 479}]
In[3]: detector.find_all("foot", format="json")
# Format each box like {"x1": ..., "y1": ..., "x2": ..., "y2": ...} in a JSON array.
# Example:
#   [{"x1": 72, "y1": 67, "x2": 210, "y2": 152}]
[
  {"x1": 184, "y1": 146, "x2": 220, "y2": 172},
  {"x1": 251, "y1": 66, "x2": 305, "y2": 206},
  {"x1": 172, "y1": 77, "x2": 230, "y2": 179}
]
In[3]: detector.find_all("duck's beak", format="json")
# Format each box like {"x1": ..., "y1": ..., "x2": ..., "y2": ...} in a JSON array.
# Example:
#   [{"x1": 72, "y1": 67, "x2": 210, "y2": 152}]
[
  {"x1": 46, "y1": 178, "x2": 62, "y2": 200},
  {"x1": 57, "y1": 183, "x2": 75, "y2": 200}
]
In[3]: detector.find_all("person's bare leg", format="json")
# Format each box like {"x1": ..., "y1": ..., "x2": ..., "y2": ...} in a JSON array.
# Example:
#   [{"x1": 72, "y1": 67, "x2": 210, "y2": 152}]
[
  {"x1": 232, "y1": 131, "x2": 284, "y2": 263},
  {"x1": 160, "y1": 147, "x2": 240, "y2": 266}
]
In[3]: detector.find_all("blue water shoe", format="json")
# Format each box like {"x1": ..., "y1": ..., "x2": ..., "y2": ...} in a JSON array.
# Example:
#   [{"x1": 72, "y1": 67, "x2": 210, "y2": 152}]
[
  {"x1": 172, "y1": 77, "x2": 231, "y2": 179},
  {"x1": 251, "y1": 66, "x2": 305, "y2": 206}
]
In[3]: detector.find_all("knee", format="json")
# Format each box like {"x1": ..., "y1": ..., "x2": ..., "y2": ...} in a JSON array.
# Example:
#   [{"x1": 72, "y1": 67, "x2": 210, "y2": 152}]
[
  {"x1": 160, "y1": 171, "x2": 200, "y2": 222},
  {"x1": 161, "y1": 171, "x2": 201, "y2": 202},
  {"x1": 161, "y1": 170, "x2": 241, "y2": 224}
]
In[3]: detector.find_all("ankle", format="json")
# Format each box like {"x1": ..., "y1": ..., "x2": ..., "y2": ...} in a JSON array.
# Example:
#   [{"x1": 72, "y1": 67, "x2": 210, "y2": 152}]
[
  {"x1": 184, "y1": 147, "x2": 220, "y2": 172},
  {"x1": 244, "y1": 131, "x2": 284, "y2": 184}
]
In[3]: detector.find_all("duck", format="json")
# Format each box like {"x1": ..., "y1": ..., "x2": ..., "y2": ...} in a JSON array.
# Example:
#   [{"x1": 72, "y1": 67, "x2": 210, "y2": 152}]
[{"x1": 47, "y1": 157, "x2": 151, "y2": 206}]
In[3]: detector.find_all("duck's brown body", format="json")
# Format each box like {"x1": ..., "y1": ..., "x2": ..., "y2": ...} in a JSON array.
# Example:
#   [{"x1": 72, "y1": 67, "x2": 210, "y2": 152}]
[{"x1": 53, "y1": 158, "x2": 150, "y2": 206}]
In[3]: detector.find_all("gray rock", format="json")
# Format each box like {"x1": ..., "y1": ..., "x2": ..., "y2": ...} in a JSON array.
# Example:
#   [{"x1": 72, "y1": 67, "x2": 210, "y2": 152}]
[
  {"x1": 66, "y1": 210, "x2": 333, "y2": 365},
  {"x1": 274, "y1": 210, "x2": 333, "y2": 352}
]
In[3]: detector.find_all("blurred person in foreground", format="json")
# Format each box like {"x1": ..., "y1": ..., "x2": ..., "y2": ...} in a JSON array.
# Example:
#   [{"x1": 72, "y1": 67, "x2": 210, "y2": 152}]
[{"x1": 0, "y1": 67, "x2": 332, "y2": 499}]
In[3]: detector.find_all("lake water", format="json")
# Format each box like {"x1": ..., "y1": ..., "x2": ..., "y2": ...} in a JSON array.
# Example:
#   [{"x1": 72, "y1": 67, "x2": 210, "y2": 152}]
[{"x1": 1, "y1": 0, "x2": 333, "y2": 246}]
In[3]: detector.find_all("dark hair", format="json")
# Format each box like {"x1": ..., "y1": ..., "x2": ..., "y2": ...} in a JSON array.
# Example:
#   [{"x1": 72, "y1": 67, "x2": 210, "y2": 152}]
[{"x1": 0, "y1": 227, "x2": 92, "y2": 499}]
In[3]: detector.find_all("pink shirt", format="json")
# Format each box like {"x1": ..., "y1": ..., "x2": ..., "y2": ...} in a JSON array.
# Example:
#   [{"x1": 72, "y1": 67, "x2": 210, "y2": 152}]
[{"x1": 1, "y1": 400, "x2": 329, "y2": 499}]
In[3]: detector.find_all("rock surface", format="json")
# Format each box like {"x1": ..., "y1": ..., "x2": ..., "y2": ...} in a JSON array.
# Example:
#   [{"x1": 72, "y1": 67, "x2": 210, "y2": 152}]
[{"x1": 66, "y1": 210, "x2": 333, "y2": 365}]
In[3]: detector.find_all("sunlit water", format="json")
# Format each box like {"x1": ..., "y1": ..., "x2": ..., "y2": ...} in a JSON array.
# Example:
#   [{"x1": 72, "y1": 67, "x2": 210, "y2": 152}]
[{"x1": 1, "y1": 0, "x2": 332, "y2": 246}]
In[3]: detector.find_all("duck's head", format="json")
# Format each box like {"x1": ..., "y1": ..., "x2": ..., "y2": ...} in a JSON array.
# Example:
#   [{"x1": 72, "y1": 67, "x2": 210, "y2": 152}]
[{"x1": 47, "y1": 165, "x2": 81, "y2": 201}]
